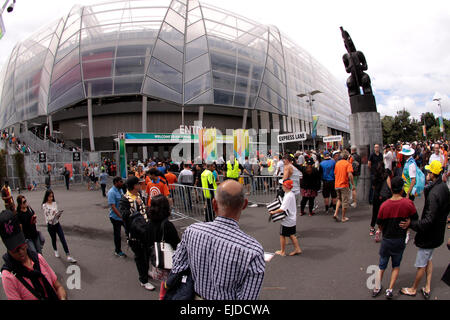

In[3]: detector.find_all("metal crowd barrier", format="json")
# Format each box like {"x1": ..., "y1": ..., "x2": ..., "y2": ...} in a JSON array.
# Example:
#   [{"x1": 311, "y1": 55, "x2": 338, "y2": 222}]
[{"x1": 170, "y1": 184, "x2": 216, "y2": 223}]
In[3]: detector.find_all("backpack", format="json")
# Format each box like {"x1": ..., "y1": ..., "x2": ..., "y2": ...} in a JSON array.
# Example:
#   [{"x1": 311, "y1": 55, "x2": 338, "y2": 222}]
[
  {"x1": 122, "y1": 194, "x2": 150, "y2": 243},
  {"x1": 351, "y1": 154, "x2": 361, "y2": 176},
  {"x1": 412, "y1": 165, "x2": 425, "y2": 197}
]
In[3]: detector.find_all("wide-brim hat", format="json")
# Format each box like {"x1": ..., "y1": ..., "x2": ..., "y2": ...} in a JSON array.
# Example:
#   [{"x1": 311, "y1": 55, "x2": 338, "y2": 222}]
[{"x1": 399, "y1": 145, "x2": 415, "y2": 156}]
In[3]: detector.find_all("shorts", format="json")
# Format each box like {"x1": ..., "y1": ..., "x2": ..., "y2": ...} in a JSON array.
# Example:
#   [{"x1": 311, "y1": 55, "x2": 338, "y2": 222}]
[
  {"x1": 244, "y1": 177, "x2": 252, "y2": 185},
  {"x1": 415, "y1": 248, "x2": 434, "y2": 268},
  {"x1": 379, "y1": 238, "x2": 406, "y2": 270},
  {"x1": 350, "y1": 176, "x2": 359, "y2": 189},
  {"x1": 280, "y1": 225, "x2": 296, "y2": 237},
  {"x1": 336, "y1": 188, "x2": 350, "y2": 209},
  {"x1": 322, "y1": 180, "x2": 337, "y2": 198}
]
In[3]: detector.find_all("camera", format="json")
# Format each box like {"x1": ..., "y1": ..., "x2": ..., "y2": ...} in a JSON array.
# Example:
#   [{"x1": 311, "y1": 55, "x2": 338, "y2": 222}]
[{"x1": 6, "y1": 0, "x2": 15, "y2": 13}]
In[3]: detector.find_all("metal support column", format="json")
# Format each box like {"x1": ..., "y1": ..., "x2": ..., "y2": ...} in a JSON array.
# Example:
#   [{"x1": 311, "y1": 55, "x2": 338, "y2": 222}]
[
  {"x1": 87, "y1": 83, "x2": 95, "y2": 152},
  {"x1": 142, "y1": 95, "x2": 148, "y2": 160}
]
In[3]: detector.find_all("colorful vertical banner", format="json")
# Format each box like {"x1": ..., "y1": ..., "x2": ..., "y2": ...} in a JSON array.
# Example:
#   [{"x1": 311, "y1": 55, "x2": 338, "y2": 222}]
[
  {"x1": 423, "y1": 125, "x2": 427, "y2": 137},
  {"x1": 233, "y1": 129, "x2": 249, "y2": 164},
  {"x1": 439, "y1": 117, "x2": 444, "y2": 133},
  {"x1": 199, "y1": 128, "x2": 218, "y2": 162},
  {"x1": 119, "y1": 137, "x2": 127, "y2": 179},
  {"x1": 312, "y1": 115, "x2": 319, "y2": 139}
]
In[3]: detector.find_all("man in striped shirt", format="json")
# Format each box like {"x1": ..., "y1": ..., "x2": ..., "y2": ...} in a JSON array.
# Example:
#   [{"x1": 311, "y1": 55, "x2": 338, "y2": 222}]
[{"x1": 171, "y1": 180, "x2": 265, "y2": 300}]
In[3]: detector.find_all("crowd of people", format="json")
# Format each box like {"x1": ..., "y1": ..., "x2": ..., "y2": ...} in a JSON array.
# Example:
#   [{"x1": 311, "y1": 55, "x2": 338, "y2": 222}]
[
  {"x1": 0, "y1": 137, "x2": 449, "y2": 300},
  {"x1": 1, "y1": 131, "x2": 33, "y2": 154}
]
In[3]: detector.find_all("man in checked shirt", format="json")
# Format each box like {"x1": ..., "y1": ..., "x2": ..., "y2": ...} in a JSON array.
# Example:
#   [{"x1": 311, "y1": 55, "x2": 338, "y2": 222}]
[{"x1": 171, "y1": 180, "x2": 266, "y2": 300}]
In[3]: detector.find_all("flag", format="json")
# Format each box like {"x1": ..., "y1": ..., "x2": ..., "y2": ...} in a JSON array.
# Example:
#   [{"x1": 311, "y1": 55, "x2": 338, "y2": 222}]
[
  {"x1": 422, "y1": 125, "x2": 427, "y2": 137},
  {"x1": 439, "y1": 117, "x2": 444, "y2": 133},
  {"x1": 312, "y1": 115, "x2": 319, "y2": 139}
]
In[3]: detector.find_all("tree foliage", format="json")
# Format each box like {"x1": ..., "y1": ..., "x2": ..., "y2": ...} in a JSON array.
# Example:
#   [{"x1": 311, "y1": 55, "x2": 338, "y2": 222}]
[{"x1": 382, "y1": 110, "x2": 449, "y2": 144}]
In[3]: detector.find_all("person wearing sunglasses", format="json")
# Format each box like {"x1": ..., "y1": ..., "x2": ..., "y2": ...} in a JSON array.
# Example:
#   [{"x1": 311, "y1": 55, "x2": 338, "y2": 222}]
[
  {"x1": 0, "y1": 210, "x2": 67, "y2": 300},
  {"x1": 16, "y1": 195, "x2": 44, "y2": 254}
]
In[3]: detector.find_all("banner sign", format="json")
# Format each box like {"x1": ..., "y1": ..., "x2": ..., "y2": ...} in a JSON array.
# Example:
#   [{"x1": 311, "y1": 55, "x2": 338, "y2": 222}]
[
  {"x1": 73, "y1": 152, "x2": 81, "y2": 162},
  {"x1": 234, "y1": 129, "x2": 249, "y2": 164},
  {"x1": 439, "y1": 117, "x2": 444, "y2": 133},
  {"x1": 278, "y1": 132, "x2": 307, "y2": 144},
  {"x1": 423, "y1": 125, "x2": 427, "y2": 137},
  {"x1": 38, "y1": 153, "x2": 47, "y2": 163},
  {"x1": 0, "y1": 16, "x2": 5, "y2": 40},
  {"x1": 323, "y1": 135, "x2": 343, "y2": 143},
  {"x1": 312, "y1": 115, "x2": 319, "y2": 139},
  {"x1": 199, "y1": 128, "x2": 218, "y2": 162}
]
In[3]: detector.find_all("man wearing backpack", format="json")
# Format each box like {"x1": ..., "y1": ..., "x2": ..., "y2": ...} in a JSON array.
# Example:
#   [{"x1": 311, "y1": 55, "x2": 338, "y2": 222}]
[
  {"x1": 400, "y1": 145, "x2": 424, "y2": 202},
  {"x1": 350, "y1": 146, "x2": 361, "y2": 208},
  {"x1": 119, "y1": 176, "x2": 155, "y2": 291}
]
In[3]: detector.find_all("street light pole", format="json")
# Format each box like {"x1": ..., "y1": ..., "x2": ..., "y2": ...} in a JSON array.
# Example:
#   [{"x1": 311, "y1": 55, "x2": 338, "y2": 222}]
[
  {"x1": 433, "y1": 98, "x2": 446, "y2": 140},
  {"x1": 298, "y1": 90, "x2": 322, "y2": 151}
]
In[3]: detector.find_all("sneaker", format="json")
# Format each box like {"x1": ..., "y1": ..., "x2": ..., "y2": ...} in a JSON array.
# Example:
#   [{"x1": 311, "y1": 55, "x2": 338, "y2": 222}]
[
  {"x1": 386, "y1": 289, "x2": 393, "y2": 300},
  {"x1": 114, "y1": 251, "x2": 127, "y2": 258},
  {"x1": 140, "y1": 282, "x2": 155, "y2": 291},
  {"x1": 67, "y1": 256, "x2": 77, "y2": 263},
  {"x1": 370, "y1": 228, "x2": 376, "y2": 236},
  {"x1": 54, "y1": 250, "x2": 60, "y2": 258},
  {"x1": 372, "y1": 286, "x2": 383, "y2": 298},
  {"x1": 375, "y1": 230, "x2": 381, "y2": 243}
]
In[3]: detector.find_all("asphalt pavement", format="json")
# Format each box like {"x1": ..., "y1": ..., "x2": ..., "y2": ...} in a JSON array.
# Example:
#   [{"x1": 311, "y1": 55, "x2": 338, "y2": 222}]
[{"x1": 0, "y1": 182, "x2": 449, "y2": 300}]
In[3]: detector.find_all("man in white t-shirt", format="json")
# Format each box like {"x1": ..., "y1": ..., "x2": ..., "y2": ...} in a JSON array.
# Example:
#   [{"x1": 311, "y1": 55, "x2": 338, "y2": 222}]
[
  {"x1": 383, "y1": 145, "x2": 394, "y2": 172},
  {"x1": 269, "y1": 180, "x2": 302, "y2": 256},
  {"x1": 275, "y1": 156, "x2": 284, "y2": 176},
  {"x1": 429, "y1": 144, "x2": 445, "y2": 166}
]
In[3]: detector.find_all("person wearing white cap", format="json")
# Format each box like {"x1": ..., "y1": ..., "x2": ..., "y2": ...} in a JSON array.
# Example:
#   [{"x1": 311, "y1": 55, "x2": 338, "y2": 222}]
[{"x1": 399, "y1": 145, "x2": 417, "y2": 201}]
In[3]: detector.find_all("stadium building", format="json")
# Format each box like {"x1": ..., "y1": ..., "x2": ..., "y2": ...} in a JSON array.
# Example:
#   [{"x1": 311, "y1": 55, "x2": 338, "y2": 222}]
[{"x1": 0, "y1": 0, "x2": 351, "y2": 159}]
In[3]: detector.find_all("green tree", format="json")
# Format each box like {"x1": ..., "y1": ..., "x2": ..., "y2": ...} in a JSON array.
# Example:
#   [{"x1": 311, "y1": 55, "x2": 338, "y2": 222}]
[{"x1": 420, "y1": 112, "x2": 437, "y2": 130}]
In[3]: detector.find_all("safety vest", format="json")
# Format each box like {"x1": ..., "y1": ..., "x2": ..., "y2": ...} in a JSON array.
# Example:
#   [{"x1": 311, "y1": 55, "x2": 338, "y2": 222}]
[
  {"x1": 268, "y1": 159, "x2": 275, "y2": 174},
  {"x1": 201, "y1": 170, "x2": 217, "y2": 199},
  {"x1": 227, "y1": 160, "x2": 240, "y2": 179}
]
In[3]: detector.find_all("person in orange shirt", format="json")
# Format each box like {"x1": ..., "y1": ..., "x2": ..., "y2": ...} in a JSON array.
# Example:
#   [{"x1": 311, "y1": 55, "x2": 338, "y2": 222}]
[
  {"x1": 146, "y1": 168, "x2": 170, "y2": 207},
  {"x1": 333, "y1": 150, "x2": 355, "y2": 223},
  {"x1": 165, "y1": 166, "x2": 178, "y2": 199}
]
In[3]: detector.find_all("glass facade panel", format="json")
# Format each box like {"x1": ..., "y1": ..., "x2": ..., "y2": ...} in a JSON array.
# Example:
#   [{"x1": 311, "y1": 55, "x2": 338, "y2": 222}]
[
  {"x1": 171, "y1": 0, "x2": 186, "y2": 17},
  {"x1": 185, "y1": 88, "x2": 212, "y2": 105},
  {"x1": 55, "y1": 32, "x2": 80, "y2": 63},
  {"x1": 165, "y1": 9, "x2": 185, "y2": 34},
  {"x1": 51, "y1": 48, "x2": 79, "y2": 83},
  {"x1": 186, "y1": 20, "x2": 205, "y2": 43},
  {"x1": 233, "y1": 92, "x2": 256, "y2": 108},
  {"x1": 159, "y1": 22, "x2": 184, "y2": 52},
  {"x1": 82, "y1": 59, "x2": 114, "y2": 79},
  {"x1": 151, "y1": 39, "x2": 183, "y2": 72},
  {"x1": 184, "y1": 71, "x2": 211, "y2": 102},
  {"x1": 148, "y1": 57, "x2": 182, "y2": 93},
  {"x1": 185, "y1": 35, "x2": 207, "y2": 62},
  {"x1": 85, "y1": 78, "x2": 113, "y2": 97},
  {"x1": 143, "y1": 76, "x2": 182, "y2": 104},
  {"x1": 187, "y1": 6, "x2": 202, "y2": 25},
  {"x1": 235, "y1": 76, "x2": 259, "y2": 95},
  {"x1": 49, "y1": 65, "x2": 81, "y2": 102},
  {"x1": 214, "y1": 89, "x2": 233, "y2": 106},
  {"x1": 115, "y1": 57, "x2": 147, "y2": 76},
  {"x1": 210, "y1": 52, "x2": 236, "y2": 75},
  {"x1": 114, "y1": 75, "x2": 144, "y2": 94},
  {"x1": 184, "y1": 53, "x2": 210, "y2": 83},
  {"x1": 213, "y1": 71, "x2": 235, "y2": 92},
  {"x1": 48, "y1": 83, "x2": 84, "y2": 114}
]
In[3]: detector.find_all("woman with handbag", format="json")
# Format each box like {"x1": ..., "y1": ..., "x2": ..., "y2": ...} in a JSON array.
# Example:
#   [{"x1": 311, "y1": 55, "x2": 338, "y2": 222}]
[
  {"x1": 148, "y1": 194, "x2": 180, "y2": 300},
  {"x1": 16, "y1": 195, "x2": 44, "y2": 254},
  {"x1": 370, "y1": 162, "x2": 392, "y2": 241}
]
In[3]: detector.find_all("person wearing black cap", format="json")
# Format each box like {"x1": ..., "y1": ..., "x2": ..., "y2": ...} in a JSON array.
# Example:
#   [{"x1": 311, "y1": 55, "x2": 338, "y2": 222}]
[
  {"x1": 119, "y1": 175, "x2": 155, "y2": 291},
  {"x1": 0, "y1": 210, "x2": 67, "y2": 300}
]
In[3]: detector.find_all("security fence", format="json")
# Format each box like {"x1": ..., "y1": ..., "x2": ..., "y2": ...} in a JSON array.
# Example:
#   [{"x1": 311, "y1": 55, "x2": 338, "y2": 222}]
[{"x1": 2, "y1": 151, "x2": 116, "y2": 190}]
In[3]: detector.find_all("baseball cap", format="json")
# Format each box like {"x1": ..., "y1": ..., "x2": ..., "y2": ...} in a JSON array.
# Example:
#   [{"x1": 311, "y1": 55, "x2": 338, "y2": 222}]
[
  {"x1": 323, "y1": 151, "x2": 331, "y2": 157},
  {"x1": 0, "y1": 210, "x2": 26, "y2": 251},
  {"x1": 425, "y1": 161, "x2": 443, "y2": 175},
  {"x1": 283, "y1": 180, "x2": 294, "y2": 190},
  {"x1": 333, "y1": 151, "x2": 341, "y2": 157}
]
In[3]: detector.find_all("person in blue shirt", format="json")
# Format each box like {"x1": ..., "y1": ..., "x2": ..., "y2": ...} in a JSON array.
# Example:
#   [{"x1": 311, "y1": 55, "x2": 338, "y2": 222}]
[
  {"x1": 99, "y1": 169, "x2": 109, "y2": 197},
  {"x1": 319, "y1": 151, "x2": 338, "y2": 214},
  {"x1": 156, "y1": 162, "x2": 167, "y2": 175},
  {"x1": 107, "y1": 177, "x2": 126, "y2": 257}
]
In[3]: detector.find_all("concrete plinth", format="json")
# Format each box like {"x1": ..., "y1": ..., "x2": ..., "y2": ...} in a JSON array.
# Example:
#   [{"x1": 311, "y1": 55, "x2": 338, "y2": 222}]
[{"x1": 350, "y1": 112, "x2": 383, "y2": 203}]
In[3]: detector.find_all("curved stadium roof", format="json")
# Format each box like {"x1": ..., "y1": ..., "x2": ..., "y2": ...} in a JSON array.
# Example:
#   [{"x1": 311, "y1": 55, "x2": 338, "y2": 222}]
[{"x1": 0, "y1": 0, "x2": 350, "y2": 133}]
